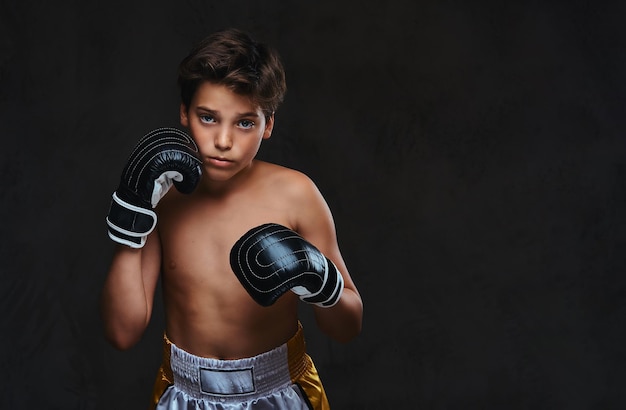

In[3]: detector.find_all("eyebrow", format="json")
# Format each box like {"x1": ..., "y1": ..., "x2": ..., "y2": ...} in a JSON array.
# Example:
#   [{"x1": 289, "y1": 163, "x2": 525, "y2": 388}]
[{"x1": 196, "y1": 106, "x2": 260, "y2": 118}]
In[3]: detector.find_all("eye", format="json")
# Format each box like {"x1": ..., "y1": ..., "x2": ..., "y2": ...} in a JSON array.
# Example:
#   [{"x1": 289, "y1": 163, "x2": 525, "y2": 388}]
[
  {"x1": 199, "y1": 114, "x2": 215, "y2": 124},
  {"x1": 238, "y1": 119, "x2": 255, "y2": 129}
]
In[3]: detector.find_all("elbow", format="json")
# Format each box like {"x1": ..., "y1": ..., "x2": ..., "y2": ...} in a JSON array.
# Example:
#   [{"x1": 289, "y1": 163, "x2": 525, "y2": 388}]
[
  {"x1": 317, "y1": 315, "x2": 363, "y2": 344},
  {"x1": 103, "y1": 325, "x2": 143, "y2": 351},
  {"x1": 333, "y1": 322, "x2": 362, "y2": 344},
  {"x1": 100, "y1": 303, "x2": 148, "y2": 351},
  {"x1": 106, "y1": 336, "x2": 137, "y2": 351}
]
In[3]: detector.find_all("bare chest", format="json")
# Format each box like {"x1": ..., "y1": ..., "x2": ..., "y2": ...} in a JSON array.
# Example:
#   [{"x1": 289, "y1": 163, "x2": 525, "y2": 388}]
[
  {"x1": 155, "y1": 190, "x2": 301, "y2": 356},
  {"x1": 157, "y1": 190, "x2": 293, "y2": 292}
]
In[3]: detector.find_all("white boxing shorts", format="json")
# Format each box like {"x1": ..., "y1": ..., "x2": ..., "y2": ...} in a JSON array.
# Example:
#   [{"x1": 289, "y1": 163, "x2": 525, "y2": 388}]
[{"x1": 150, "y1": 324, "x2": 330, "y2": 409}]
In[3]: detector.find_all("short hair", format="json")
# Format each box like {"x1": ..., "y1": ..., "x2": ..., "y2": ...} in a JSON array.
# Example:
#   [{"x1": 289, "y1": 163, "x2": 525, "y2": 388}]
[{"x1": 178, "y1": 28, "x2": 287, "y2": 117}]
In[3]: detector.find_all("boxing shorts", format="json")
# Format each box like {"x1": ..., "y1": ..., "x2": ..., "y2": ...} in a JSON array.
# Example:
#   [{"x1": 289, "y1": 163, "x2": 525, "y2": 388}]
[{"x1": 150, "y1": 324, "x2": 330, "y2": 409}]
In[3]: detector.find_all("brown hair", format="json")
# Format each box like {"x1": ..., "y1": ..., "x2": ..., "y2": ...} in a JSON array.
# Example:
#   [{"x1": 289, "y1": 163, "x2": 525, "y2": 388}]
[{"x1": 178, "y1": 28, "x2": 287, "y2": 118}]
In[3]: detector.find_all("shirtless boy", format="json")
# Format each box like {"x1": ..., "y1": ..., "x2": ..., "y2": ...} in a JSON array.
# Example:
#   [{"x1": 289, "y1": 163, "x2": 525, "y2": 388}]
[{"x1": 101, "y1": 29, "x2": 363, "y2": 409}]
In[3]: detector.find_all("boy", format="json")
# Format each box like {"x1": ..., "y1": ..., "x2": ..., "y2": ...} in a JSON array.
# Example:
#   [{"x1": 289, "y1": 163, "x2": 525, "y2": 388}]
[{"x1": 101, "y1": 28, "x2": 363, "y2": 409}]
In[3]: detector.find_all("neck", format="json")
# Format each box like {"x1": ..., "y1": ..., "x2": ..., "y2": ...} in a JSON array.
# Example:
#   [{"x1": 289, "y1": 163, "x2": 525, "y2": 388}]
[{"x1": 197, "y1": 161, "x2": 257, "y2": 198}]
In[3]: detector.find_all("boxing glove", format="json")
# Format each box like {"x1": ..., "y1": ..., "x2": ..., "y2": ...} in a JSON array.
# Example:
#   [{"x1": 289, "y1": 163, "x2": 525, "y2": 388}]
[
  {"x1": 106, "y1": 127, "x2": 202, "y2": 248},
  {"x1": 230, "y1": 223, "x2": 344, "y2": 307}
]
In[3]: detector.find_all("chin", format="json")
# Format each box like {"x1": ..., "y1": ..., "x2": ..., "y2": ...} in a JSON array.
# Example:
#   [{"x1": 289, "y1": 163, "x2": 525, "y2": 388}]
[{"x1": 203, "y1": 169, "x2": 237, "y2": 182}]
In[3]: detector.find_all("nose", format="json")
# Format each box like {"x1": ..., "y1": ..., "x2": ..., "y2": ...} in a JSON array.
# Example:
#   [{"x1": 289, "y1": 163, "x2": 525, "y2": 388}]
[{"x1": 214, "y1": 126, "x2": 233, "y2": 150}]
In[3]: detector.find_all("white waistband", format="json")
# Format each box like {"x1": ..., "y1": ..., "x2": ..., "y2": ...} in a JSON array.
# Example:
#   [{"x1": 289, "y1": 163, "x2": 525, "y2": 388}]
[{"x1": 169, "y1": 341, "x2": 293, "y2": 401}]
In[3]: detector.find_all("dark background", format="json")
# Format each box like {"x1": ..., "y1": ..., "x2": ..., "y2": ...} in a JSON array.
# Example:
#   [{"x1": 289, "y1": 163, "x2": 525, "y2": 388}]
[{"x1": 1, "y1": 0, "x2": 625, "y2": 408}]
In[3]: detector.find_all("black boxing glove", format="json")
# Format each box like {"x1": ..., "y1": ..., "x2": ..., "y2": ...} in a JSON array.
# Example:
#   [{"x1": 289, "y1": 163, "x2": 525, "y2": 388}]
[
  {"x1": 230, "y1": 223, "x2": 344, "y2": 307},
  {"x1": 106, "y1": 127, "x2": 202, "y2": 248}
]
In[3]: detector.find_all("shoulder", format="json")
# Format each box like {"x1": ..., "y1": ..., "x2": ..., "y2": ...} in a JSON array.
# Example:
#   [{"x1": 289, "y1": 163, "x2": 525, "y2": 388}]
[
  {"x1": 253, "y1": 161, "x2": 330, "y2": 231},
  {"x1": 254, "y1": 160, "x2": 319, "y2": 197}
]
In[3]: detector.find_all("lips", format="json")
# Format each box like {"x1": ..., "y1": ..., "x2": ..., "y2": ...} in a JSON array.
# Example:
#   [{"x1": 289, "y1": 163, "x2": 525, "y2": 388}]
[{"x1": 206, "y1": 156, "x2": 233, "y2": 168}]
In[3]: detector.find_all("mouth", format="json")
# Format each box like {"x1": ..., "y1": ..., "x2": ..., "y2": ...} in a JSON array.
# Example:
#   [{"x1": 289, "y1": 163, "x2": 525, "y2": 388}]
[{"x1": 206, "y1": 156, "x2": 234, "y2": 168}]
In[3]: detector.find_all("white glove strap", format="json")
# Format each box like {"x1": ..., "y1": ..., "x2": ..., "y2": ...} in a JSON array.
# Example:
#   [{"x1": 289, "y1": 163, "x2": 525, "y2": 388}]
[{"x1": 106, "y1": 192, "x2": 157, "y2": 248}]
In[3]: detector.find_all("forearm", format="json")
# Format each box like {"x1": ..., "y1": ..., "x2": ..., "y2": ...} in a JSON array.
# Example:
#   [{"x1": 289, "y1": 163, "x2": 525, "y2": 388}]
[
  {"x1": 313, "y1": 288, "x2": 363, "y2": 343},
  {"x1": 101, "y1": 246, "x2": 153, "y2": 349}
]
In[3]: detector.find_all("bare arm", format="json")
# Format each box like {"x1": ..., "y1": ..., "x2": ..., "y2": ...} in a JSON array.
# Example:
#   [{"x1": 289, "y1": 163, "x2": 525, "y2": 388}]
[
  {"x1": 100, "y1": 230, "x2": 162, "y2": 350},
  {"x1": 292, "y1": 175, "x2": 363, "y2": 343}
]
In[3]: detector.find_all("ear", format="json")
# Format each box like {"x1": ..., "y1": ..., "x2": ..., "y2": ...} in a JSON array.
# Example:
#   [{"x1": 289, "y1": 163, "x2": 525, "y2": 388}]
[
  {"x1": 180, "y1": 103, "x2": 189, "y2": 127},
  {"x1": 262, "y1": 114, "x2": 275, "y2": 140}
]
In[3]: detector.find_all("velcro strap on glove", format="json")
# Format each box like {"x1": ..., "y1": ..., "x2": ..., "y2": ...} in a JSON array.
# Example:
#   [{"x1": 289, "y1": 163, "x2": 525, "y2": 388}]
[{"x1": 106, "y1": 192, "x2": 157, "y2": 248}]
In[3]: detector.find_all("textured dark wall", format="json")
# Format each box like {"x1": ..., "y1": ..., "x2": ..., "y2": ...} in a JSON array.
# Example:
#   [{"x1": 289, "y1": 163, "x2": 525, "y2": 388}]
[{"x1": 1, "y1": 1, "x2": 625, "y2": 408}]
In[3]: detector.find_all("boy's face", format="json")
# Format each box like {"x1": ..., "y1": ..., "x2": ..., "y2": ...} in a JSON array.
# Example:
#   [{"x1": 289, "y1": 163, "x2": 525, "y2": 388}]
[{"x1": 180, "y1": 81, "x2": 274, "y2": 183}]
